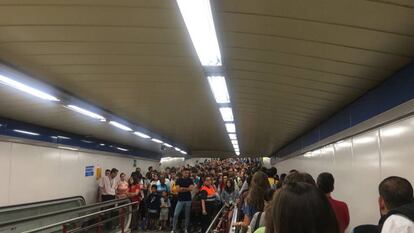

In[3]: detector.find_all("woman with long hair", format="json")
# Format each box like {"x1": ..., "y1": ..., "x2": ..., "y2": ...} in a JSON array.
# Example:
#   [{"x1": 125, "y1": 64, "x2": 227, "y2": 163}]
[
  {"x1": 245, "y1": 171, "x2": 270, "y2": 221},
  {"x1": 221, "y1": 179, "x2": 238, "y2": 207},
  {"x1": 235, "y1": 171, "x2": 270, "y2": 231},
  {"x1": 264, "y1": 182, "x2": 340, "y2": 233}
]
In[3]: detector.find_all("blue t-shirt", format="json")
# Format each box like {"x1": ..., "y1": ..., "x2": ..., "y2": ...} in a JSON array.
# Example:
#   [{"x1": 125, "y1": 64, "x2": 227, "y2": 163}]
[
  {"x1": 157, "y1": 182, "x2": 169, "y2": 193},
  {"x1": 243, "y1": 203, "x2": 258, "y2": 219}
]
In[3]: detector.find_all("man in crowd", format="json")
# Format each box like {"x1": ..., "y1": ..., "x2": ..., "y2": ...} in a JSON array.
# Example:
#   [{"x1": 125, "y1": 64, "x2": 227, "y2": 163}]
[
  {"x1": 378, "y1": 176, "x2": 414, "y2": 233},
  {"x1": 102, "y1": 168, "x2": 118, "y2": 201},
  {"x1": 171, "y1": 168, "x2": 193, "y2": 233}
]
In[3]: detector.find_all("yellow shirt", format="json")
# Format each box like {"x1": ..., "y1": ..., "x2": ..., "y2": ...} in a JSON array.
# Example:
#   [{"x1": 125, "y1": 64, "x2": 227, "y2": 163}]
[{"x1": 170, "y1": 181, "x2": 179, "y2": 195}]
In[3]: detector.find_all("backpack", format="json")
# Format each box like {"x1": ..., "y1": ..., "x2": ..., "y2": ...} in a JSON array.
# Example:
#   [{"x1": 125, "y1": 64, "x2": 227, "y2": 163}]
[{"x1": 253, "y1": 212, "x2": 263, "y2": 232}]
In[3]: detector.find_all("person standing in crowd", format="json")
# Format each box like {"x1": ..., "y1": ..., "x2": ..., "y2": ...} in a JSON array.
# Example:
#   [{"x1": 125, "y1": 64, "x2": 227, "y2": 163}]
[
  {"x1": 146, "y1": 184, "x2": 161, "y2": 231},
  {"x1": 200, "y1": 175, "x2": 220, "y2": 233},
  {"x1": 97, "y1": 169, "x2": 111, "y2": 202},
  {"x1": 317, "y1": 172, "x2": 350, "y2": 233},
  {"x1": 219, "y1": 174, "x2": 229, "y2": 194},
  {"x1": 116, "y1": 173, "x2": 129, "y2": 199},
  {"x1": 131, "y1": 167, "x2": 141, "y2": 180},
  {"x1": 267, "y1": 167, "x2": 278, "y2": 189},
  {"x1": 102, "y1": 168, "x2": 118, "y2": 202},
  {"x1": 128, "y1": 175, "x2": 141, "y2": 230},
  {"x1": 249, "y1": 188, "x2": 275, "y2": 233},
  {"x1": 378, "y1": 176, "x2": 414, "y2": 233},
  {"x1": 159, "y1": 190, "x2": 171, "y2": 231},
  {"x1": 169, "y1": 171, "x2": 179, "y2": 222},
  {"x1": 264, "y1": 182, "x2": 340, "y2": 233},
  {"x1": 221, "y1": 179, "x2": 238, "y2": 207},
  {"x1": 172, "y1": 168, "x2": 194, "y2": 233},
  {"x1": 234, "y1": 171, "x2": 270, "y2": 231},
  {"x1": 157, "y1": 175, "x2": 170, "y2": 194},
  {"x1": 276, "y1": 173, "x2": 286, "y2": 189},
  {"x1": 101, "y1": 168, "x2": 118, "y2": 230},
  {"x1": 146, "y1": 166, "x2": 153, "y2": 180},
  {"x1": 243, "y1": 171, "x2": 270, "y2": 224}
]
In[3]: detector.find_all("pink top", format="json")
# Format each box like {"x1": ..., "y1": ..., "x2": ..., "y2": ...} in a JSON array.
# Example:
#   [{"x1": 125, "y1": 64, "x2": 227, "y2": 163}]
[{"x1": 117, "y1": 181, "x2": 129, "y2": 198}]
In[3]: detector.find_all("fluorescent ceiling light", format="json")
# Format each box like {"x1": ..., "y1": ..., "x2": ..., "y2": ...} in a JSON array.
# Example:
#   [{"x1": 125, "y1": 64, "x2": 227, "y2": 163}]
[
  {"x1": 151, "y1": 138, "x2": 163, "y2": 144},
  {"x1": 117, "y1": 147, "x2": 128, "y2": 151},
  {"x1": 235, "y1": 151, "x2": 240, "y2": 156},
  {"x1": 231, "y1": 139, "x2": 238, "y2": 145},
  {"x1": 174, "y1": 147, "x2": 181, "y2": 151},
  {"x1": 225, "y1": 123, "x2": 236, "y2": 133},
  {"x1": 0, "y1": 74, "x2": 60, "y2": 102},
  {"x1": 13, "y1": 129, "x2": 39, "y2": 136},
  {"x1": 99, "y1": 143, "x2": 105, "y2": 146},
  {"x1": 81, "y1": 140, "x2": 93, "y2": 143},
  {"x1": 58, "y1": 146, "x2": 78, "y2": 151},
  {"x1": 177, "y1": 0, "x2": 221, "y2": 66},
  {"x1": 163, "y1": 143, "x2": 173, "y2": 148},
  {"x1": 109, "y1": 121, "x2": 133, "y2": 131},
  {"x1": 219, "y1": 107, "x2": 234, "y2": 122},
  {"x1": 229, "y1": 134, "x2": 237, "y2": 140},
  {"x1": 66, "y1": 105, "x2": 106, "y2": 121},
  {"x1": 58, "y1": 136, "x2": 70, "y2": 139},
  {"x1": 133, "y1": 131, "x2": 151, "y2": 139},
  {"x1": 207, "y1": 76, "x2": 230, "y2": 104},
  {"x1": 180, "y1": 150, "x2": 188, "y2": 155}
]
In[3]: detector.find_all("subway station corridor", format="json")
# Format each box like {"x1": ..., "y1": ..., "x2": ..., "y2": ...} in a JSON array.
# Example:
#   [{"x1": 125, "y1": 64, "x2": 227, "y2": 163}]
[{"x1": 1, "y1": 1, "x2": 414, "y2": 233}]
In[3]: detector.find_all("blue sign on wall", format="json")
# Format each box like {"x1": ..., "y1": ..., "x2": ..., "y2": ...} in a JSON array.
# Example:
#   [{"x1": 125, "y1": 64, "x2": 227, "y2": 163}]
[{"x1": 85, "y1": 165, "x2": 94, "y2": 177}]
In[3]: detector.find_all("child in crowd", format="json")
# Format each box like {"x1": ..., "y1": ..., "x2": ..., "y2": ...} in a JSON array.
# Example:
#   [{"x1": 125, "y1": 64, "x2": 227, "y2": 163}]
[
  {"x1": 146, "y1": 184, "x2": 161, "y2": 230},
  {"x1": 159, "y1": 190, "x2": 171, "y2": 230}
]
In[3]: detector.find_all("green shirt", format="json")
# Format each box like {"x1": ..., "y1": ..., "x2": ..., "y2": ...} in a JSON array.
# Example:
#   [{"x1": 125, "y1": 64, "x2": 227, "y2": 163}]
[{"x1": 254, "y1": 227, "x2": 265, "y2": 233}]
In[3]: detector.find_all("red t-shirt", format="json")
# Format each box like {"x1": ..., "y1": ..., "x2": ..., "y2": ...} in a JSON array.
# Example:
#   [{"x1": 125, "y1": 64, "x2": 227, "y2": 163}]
[
  {"x1": 328, "y1": 196, "x2": 350, "y2": 233},
  {"x1": 129, "y1": 184, "x2": 141, "y2": 203}
]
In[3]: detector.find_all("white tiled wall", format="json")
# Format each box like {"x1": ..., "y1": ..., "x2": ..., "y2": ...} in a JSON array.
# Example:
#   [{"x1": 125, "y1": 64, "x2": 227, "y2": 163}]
[
  {"x1": 275, "y1": 115, "x2": 414, "y2": 232},
  {"x1": 0, "y1": 141, "x2": 158, "y2": 206}
]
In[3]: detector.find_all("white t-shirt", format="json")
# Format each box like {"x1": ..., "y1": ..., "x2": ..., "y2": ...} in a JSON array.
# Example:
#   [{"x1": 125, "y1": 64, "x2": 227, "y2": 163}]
[{"x1": 382, "y1": 214, "x2": 414, "y2": 233}]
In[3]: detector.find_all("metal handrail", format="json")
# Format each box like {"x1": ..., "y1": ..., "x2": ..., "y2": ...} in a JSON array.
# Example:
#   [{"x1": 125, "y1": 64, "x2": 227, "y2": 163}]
[
  {"x1": 21, "y1": 201, "x2": 138, "y2": 233},
  {"x1": 0, "y1": 196, "x2": 85, "y2": 212},
  {"x1": 67, "y1": 207, "x2": 139, "y2": 233},
  {"x1": 205, "y1": 205, "x2": 226, "y2": 233},
  {"x1": 0, "y1": 197, "x2": 131, "y2": 226},
  {"x1": 229, "y1": 207, "x2": 238, "y2": 233}
]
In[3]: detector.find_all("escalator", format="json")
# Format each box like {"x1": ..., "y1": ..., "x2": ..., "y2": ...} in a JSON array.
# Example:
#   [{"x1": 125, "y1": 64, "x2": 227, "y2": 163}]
[
  {"x1": 0, "y1": 196, "x2": 85, "y2": 227},
  {"x1": 0, "y1": 197, "x2": 135, "y2": 233},
  {"x1": 1, "y1": 196, "x2": 235, "y2": 233}
]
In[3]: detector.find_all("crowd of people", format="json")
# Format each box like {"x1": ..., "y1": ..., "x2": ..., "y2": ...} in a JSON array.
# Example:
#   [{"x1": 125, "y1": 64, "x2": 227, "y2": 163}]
[{"x1": 98, "y1": 158, "x2": 414, "y2": 233}]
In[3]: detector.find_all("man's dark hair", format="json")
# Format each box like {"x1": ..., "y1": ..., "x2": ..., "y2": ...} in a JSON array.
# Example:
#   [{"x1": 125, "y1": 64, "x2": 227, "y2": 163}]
[
  {"x1": 284, "y1": 172, "x2": 315, "y2": 186},
  {"x1": 151, "y1": 184, "x2": 157, "y2": 190},
  {"x1": 105, "y1": 169, "x2": 111, "y2": 173},
  {"x1": 268, "y1": 167, "x2": 278, "y2": 177},
  {"x1": 317, "y1": 172, "x2": 335, "y2": 194},
  {"x1": 379, "y1": 176, "x2": 414, "y2": 210},
  {"x1": 110, "y1": 168, "x2": 118, "y2": 174}
]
